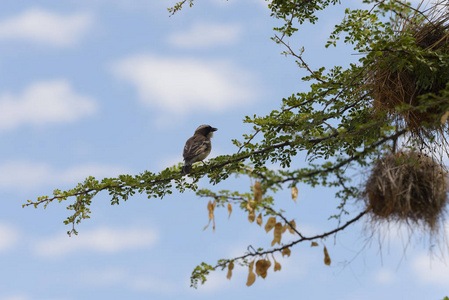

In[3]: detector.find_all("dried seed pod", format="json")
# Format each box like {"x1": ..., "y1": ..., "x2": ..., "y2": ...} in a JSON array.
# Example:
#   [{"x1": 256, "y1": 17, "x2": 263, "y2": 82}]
[
  {"x1": 255, "y1": 259, "x2": 271, "y2": 279},
  {"x1": 281, "y1": 247, "x2": 291, "y2": 257},
  {"x1": 323, "y1": 246, "x2": 331, "y2": 266},
  {"x1": 246, "y1": 261, "x2": 256, "y2": 286},
  {"x1": 254, "y1": 181, "x2": 263, "y2": 202},
  {"x1": 274, "y1": 261, "x2": 281, "y2": 272},
  {"x1": 248, "y1": 210, "x2": 256, "y2": 223},
  {"x1": 291, "y1": 186, "x2": 298, "y2": 202},
  {"x1": 203, "y1": 200, "x2": 216, "y2": 232},
  {"x1": 287, "y1": 220, "x2": 296, "y2": 234},
  {"x1": 226, "y1": 261, "x2": 234, "y2": 280},
  {"x1": 256, "y1": 213, "x2": 263, "y2": 226},
  {"x1": 265, "y1": 217, "x2": 276, "y2": 233},
  {"x1": 271, "y1": 223, "x2": 283, "y2": 246}
]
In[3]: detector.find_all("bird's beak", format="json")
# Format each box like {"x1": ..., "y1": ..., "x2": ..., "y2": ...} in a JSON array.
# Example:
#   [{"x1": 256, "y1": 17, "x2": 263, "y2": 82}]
[{"x1": 211, "y1": 127, "x2": 218, "y2": 132}]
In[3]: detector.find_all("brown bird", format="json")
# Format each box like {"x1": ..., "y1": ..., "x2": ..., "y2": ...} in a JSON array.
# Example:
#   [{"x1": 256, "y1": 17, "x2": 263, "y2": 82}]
[{"x1": 181, "y1": 124, "x2": 217, "y2": 175}]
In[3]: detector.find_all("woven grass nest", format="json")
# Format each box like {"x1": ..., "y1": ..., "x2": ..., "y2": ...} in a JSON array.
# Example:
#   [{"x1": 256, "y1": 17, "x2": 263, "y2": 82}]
[
  {"x1": 364, "y1": 151, "x2": 448, "y2": 234},
  {"x1": 366, "y1": 2, "x2": 449, "y2": 137}
]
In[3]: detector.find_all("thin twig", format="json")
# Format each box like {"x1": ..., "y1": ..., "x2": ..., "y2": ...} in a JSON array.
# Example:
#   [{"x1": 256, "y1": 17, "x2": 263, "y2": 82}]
[
  {"x1": 274, "y1": 34, "x2": 327, "y2": 84},
  {"x1": 201, "y1": 193, "x2": 305, "y2": 239},
  {"x1": 208, "y1": 210, "x2": 367, "y2": 270}
]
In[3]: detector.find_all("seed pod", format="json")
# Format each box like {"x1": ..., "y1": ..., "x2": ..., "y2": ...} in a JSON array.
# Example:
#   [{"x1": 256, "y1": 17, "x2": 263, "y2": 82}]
[
  {"x1": 281, "y1": 247, "x2": 291, "y2": 257},
  {"x1": 254, "y1": 181, "x2": 263, "y2": 202},
  {"x1": 265, "y1": 217, "x2": 276, "y2": 233},
  {"x1": 226, "y1": 261, "x2": 234, "y2": 280},
  {"x1": 291, "y1": 186, "x2": 298, "y2": 202},
  {"x1": 248, "y1": 210, "x2": 256, "y2": 223},
  {"x1": 246, "y1": 261, "x2": 256, "y2": 286},
  {"x1": 323, "y1": 246, "x2": 331, "y2": 266},
  {"x1": 271, "y1": 223, "x2": 283, "y2": 246},
  {"x1": 255, "y1": 259, "x2": 271, "y2": 279},
  {"x1": 256, "y1": 213, "x2": 263, "y2": 226},
  {"x1": 287, "y1": 220, "x2": 296, "y2": 234}
]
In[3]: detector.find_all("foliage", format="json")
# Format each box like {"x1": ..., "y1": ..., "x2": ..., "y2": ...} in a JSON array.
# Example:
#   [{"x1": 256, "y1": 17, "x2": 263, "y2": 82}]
[{"x1": 25, "y1": 0, "x2": 449, "y2": 287}]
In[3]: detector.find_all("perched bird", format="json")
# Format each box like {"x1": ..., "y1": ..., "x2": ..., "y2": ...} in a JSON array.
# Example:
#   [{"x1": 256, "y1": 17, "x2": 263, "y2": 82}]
[{"x1": 181, "y1": 124, "x2": 218, "y2": 175}]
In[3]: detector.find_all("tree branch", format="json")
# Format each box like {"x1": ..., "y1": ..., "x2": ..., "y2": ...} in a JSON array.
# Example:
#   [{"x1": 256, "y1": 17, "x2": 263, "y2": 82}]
[
  {"x1": 278, "y1": 129, "x2": 407, "y2": 184},
  {"x1": 207, "y1": 209, "x2": 367, "y2": 270},
  {"x1": 199, "y1": 193, "x2": 305, "y2": 239}
]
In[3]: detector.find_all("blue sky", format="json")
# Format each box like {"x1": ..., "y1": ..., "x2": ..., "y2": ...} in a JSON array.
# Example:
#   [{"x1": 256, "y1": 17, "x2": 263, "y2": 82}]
[{"x1": 0, "y1": 0, "x2": 447, "y2": 299}]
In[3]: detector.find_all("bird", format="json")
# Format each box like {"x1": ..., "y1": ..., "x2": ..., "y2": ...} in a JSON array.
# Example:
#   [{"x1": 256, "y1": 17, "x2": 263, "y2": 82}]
[{"x1": 181, "y1": 124, "x2": 218, "y2": 175}]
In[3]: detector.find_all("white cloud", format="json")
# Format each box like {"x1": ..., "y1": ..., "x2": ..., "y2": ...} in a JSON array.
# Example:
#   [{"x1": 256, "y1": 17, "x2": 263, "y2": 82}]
[
  {"x1": 246, "y1": 0, "x2": 271, "y2": 8},
  {"x1": 112, "y1": 54, "x2": 256, "y2": 115},
  {"x1": 1, "y1": 295, "x2": 69, "y2": 300},
  {"x1": 0, "y1": 161, "x2": 52, "y2": 188},
  {"x1": 167, "y1": 22, "x2": 242, "y2": 48},
  {"x1": 0, "y1": 224, "x2": 19, "y2": 252},
  {"x1": 264, "y1": 252, "x2": 311, "y2": 284},
  {"x1": 59, "y1": 163, "x2": 131, "y2": 183},
  {"x1": 69, "y1": 0, "x2": 167, "y2": 13},
  {"x1": 0, "y1": 161, "x2": 129, "y2": 189},
  {"x1": 0, "y1": 80, "x2": 97, "y2": 132},
  {"x1": 0, "y1": 8, "x2": 93, "y2": 47},
  {"x1": 35, "y1": 227, "x2": 158, "y2": 258},
  {"x1": 374, "y1": 268, "x2": 397, "y2": 284},
  {"x1": 128, "y1": 276, "x2": 177, "y2": 294},
  {"x1": 1, "y1": 295, "x2": 30, "y2": 300},
  {"x1": 81, "y1": 268, "x2": 176, "y2": 294},
  {"x1": 412, "y1": 253, "x2": 449, "y2": 287},
  {"x1": 81, "y1": 268, "x2": 127, "y2": 286}
]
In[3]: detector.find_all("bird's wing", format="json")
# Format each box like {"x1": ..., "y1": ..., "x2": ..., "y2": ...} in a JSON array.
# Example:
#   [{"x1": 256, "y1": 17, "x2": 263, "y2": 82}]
[{"x1": 183, "y1": 135, "x2": 209, "y2": 160}]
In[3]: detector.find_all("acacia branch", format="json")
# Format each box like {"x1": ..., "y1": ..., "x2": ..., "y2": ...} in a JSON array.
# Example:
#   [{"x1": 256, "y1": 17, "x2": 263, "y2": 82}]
[
  {"x1": 278, "y1": 129, "x2": 407, "y2": 184},
  {"x1": 23, "y1": 178, "x2": 171, "y2": 208},
  {"x1": 25, "y1": 123, "x2": 390, "y2": 210},
  {"x1": 274, "y1": 34, "x2": 327, "y2": 84},
  {"x1": 237, "y1": 95, "x2": 323, "y2": 155},
  {"x1": 208, "y1": 209, "x2": 367, "y2": 270},
  {"x1": 200, "y1": 193, "x2": 305, "y2": 239},
  {"x1": 25, "y1": 119, "x2": 401, "y2": 213}
]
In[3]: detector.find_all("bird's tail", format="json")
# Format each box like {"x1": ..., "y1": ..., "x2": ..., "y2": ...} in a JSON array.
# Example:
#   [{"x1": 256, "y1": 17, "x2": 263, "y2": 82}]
[{"x1": 181, "y1": 163, "x2": 192, "y2": 175}]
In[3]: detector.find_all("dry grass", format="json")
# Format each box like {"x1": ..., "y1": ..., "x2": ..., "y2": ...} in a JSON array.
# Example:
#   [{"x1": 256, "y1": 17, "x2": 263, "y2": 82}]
[
  {"x1": 364, "y1": 151, "x2": 448, "y2": 235},
  {"x1": 365, "y1": 152, "x2": 448, "y2": 234}
]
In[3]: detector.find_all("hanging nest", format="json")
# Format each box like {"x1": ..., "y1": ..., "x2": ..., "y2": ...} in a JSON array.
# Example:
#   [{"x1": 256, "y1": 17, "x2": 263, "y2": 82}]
[
  {"x1": 365, "y1": 1, "x2": 449, "y2": 138},
  {"x1": 363, "y1": 151, "x2": 448, "y2": 235}
]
